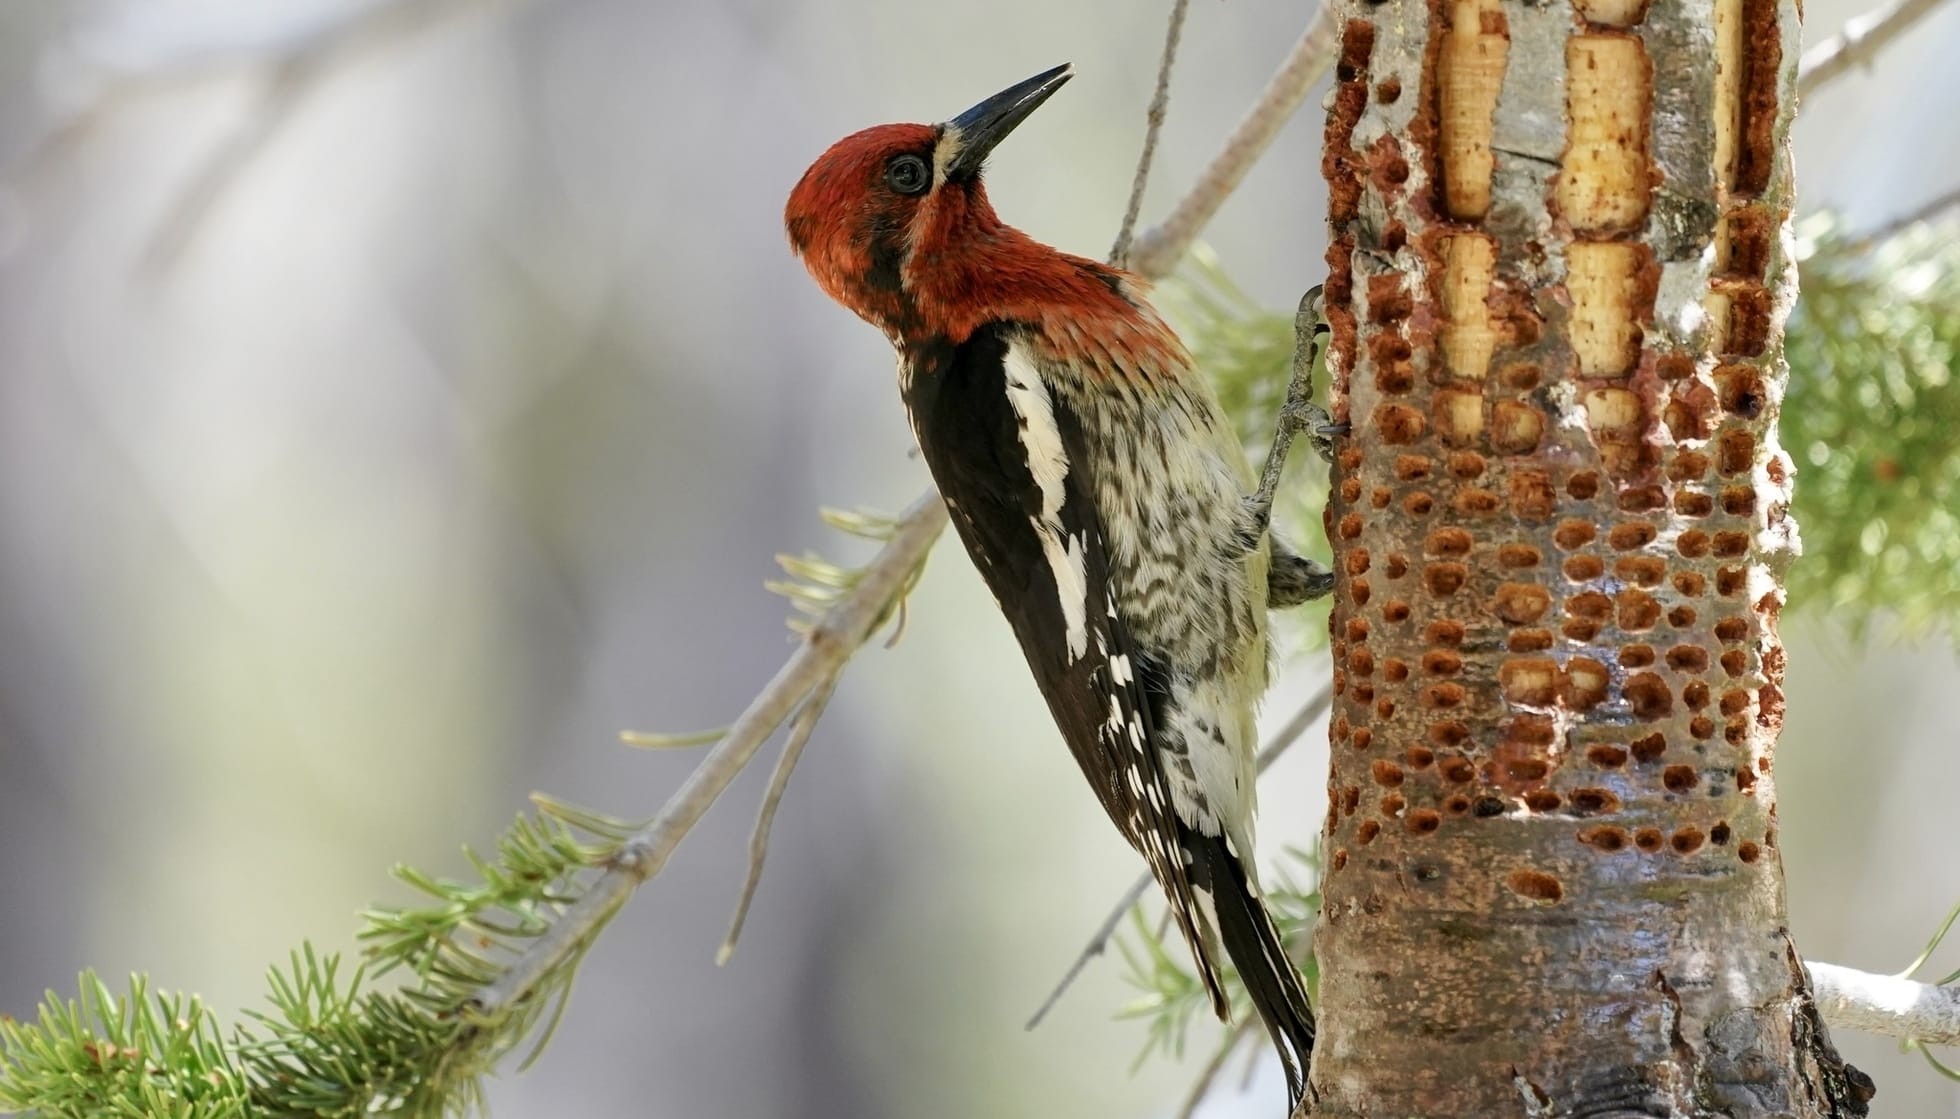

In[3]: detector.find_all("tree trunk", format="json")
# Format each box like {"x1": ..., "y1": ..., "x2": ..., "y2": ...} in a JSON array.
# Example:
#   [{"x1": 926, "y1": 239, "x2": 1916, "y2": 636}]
[{"x1": 1309, "y1": 0, "x2": 1875, "y2": 1114}]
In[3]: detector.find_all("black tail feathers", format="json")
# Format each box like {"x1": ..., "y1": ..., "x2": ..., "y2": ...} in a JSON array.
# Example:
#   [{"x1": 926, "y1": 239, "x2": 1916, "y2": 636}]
[{"x1": 1181, "y1": 827, "x2": 1317, "y2": 1112}]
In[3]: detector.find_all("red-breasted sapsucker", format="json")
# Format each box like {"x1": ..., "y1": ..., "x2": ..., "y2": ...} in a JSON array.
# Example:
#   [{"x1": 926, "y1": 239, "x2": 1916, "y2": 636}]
[{"x1": 786, "y1": 65, "x2": 1334, "y2": 1109}]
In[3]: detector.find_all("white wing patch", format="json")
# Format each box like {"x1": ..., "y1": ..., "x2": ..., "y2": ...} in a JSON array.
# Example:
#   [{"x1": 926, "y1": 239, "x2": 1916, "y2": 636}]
[
  {"x1": 1109, "y1": 653, "x2": 1133, "y2": 686},
  {"x1": 1187, "y1": 881, "x2": 1223, "y2": 947},
  {"x1": 1002, "y1": 341, "x2": 1090, "y2": 661}
]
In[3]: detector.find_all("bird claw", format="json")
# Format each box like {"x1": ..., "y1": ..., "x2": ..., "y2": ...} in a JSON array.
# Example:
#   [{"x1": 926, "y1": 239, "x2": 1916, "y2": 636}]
[
  {"x1": 1297, "y1": 285, "x2": 1326, "y2": 326},
  {"x1": 1304, "y1": 406, "x2": 1344, "y2": 465},
  {"x1": 1277, "y1": 395, "x2": 1318, "y2": 431},
  {"x1": 1268, "y1": 553, "x2": 1335, "y2": 607},
  {"x1": 1239, "y1": 284, "x2": 1341, "y2": 548}
]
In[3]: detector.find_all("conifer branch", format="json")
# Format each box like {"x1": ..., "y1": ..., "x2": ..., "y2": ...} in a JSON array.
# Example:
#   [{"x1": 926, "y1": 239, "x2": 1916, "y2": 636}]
[
  {"x1": 472, "y1": 492, "x2": 947, "y2": 1021},
  {"x1": 0, "y1": 495, "x2": 948, "y2": 1117},
  {"x1": 718, "y1": 676, "x2": 841, "y2": 965}
]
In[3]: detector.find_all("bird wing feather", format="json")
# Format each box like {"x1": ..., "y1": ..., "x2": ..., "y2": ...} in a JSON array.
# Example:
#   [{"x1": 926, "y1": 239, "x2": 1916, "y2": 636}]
[{"x1": 901, "y1": 322, "x2": 1227, "y2": 1014}]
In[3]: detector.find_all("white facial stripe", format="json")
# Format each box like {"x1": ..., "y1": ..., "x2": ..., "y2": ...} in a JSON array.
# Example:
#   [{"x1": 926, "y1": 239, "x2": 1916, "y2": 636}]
[
  {"x1": 1003, "y1": 342, "x2": 1090, "y2": 660},
  {"x1": 932, "y1": 127, "x2": 964, "y2": 185}
]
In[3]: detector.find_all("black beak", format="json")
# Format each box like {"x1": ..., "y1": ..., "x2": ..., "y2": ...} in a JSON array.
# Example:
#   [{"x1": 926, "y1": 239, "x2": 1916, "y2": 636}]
[{"x1": 944, "y1": 64, "x2": 1073, "y2": 180}]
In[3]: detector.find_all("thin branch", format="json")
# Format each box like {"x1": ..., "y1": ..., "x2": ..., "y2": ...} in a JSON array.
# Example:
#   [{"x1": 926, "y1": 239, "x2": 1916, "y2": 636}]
[
  {"x1": 1025, "y1": 869, "x2": 1156, "y2": 1031},
  {"x1": 137, "y1": 58, "x2": 320, "y2": 277},
  {"x1": 716, "y1": 676, "x2": 840, "y2": 965},
  {"x1": 471, "y1": 492, "x2": 949, "y2": 1020},
  {"x1": 1127, "y1": 3, "x2": 1340, "y2": 282},
  {"x1": 1845, "y1": 183, "x2": 1960, "y2": 252},
  {"x1": 1175, "y1": 1013, "x2": 1261, "y2": 1119},
  {"x1": 1808, "y1": 961, "x2": 1960, "y2": 1047},
  {"x1": 138, "y1": 0, "x2": 497, "y2": 276},
  {"x1": 6, "y1": 0, "x2": 498, "y2": 275},
  {"x1": 1253, "y1": 682, "x2": 1335, "y2": 775},
  {"x1": 1110, "y1": 0, "x2": 1193, "y2": 268},
  {"x1": 13, "y1": 0, "x2": 494, "y2": 209},
  {"x1": 1799, "y1": 0, "x2": 1956, "y2": 97},
  {"x1": 1023, "y1": 679, "x2": 1334, "y2": 1029},
  {"x1": 1235, "y1": 1022, "x2": 1266, "y2": 1090}
]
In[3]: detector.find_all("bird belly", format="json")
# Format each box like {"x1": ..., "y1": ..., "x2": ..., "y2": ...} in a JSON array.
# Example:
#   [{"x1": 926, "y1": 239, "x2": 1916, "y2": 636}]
[
  {"x1": 1087, "y1": 411, "x2": 1269, "y2": 845},
  {"x1": 1156, "y1": 676, "x2": 1258, "y2": 838}
]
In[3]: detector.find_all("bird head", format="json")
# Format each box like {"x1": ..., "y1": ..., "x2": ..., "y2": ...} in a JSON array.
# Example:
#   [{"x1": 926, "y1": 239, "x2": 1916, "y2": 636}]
[{"x1": 785, "y1": 65, "x2": 1075, "y2": 345}]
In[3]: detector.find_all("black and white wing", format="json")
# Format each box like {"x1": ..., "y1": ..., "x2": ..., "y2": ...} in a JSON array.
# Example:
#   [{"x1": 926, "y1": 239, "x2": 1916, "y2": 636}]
[{"x1": 901, "y1": 322, "x2": 1228, "y2": 1014}]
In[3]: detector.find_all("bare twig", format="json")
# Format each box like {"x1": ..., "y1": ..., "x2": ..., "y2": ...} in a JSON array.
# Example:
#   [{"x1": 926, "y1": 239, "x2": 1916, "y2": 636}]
[
  {"x1": 137, "y1": 58, "x2": 321, "y2": 276},
  {"x1": 1799, "y1": 0, "x2": 1956, "y2": 96},
  {"x1": 14, "y1": 0, "x2": 493, "y2": 200},
  {"x1": 8, "y1": 0, "x2": 498, "y2": 274},
  {"x1": 1110, "y1": 0, "x2": 1193, "y2": 268},
  {"x1": 1237, "y1": 1022, "x2": 1266, "y2": 1090},
  {"x1": 138, "y1": 0, "x2": 496, "y2": 275},
  {"x1": 1127, "y1": 3, "x2": 1340, "y2": 282},
  {"x1": 1845, "y1": 183, "x2": 1960, "y2": 252},
  {"x1": 1175, "y1": 1013, "x2": 1262, "y2": 1119},
  {"x1": 717, "y1": 677, "x2": 841, "y2": 965},
  {"x1": 1024, "y1": 679, "x2": 1334, "y2": 1029},
  {"x1": 1025, "y1": 871, "x2": 1156, "y2": 1031},
  {"x1": 471, "y1": 492, "x2": 949, "y2": 1020},
  {"x1": 1808, "y1": 962, "x2": 1960, "y2": 1047}
]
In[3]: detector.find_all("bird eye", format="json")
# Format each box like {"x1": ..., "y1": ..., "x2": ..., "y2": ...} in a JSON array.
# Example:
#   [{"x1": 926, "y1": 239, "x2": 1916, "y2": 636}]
[{"x1": 885, "y1": 154, "x2": 930, "y2": 195}]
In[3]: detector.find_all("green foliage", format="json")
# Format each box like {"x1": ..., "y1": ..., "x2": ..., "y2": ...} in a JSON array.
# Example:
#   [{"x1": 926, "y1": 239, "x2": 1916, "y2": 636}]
[
  {"x1": 767, "y1": 505, "x2": 931, "y2": 636},
  {"x1": 0, "y1": 975, "x2": 248, "y2": 1118},
  {"x1": 1897, "y1": 897, "x2": 1960, "y2": 1082},
  {"x1": 1784, "y1": 217, "x2": 1960, "y2": 636},
  {"x1": 0, "y1": 796, "x2": 636, "y2": 1117},
  {"x1": 0, "y1": 503, "x2": 925, "y2": 1118},
  {"x1": 1115, "y1": 907, "x2": 1213, "y2": 1069}
]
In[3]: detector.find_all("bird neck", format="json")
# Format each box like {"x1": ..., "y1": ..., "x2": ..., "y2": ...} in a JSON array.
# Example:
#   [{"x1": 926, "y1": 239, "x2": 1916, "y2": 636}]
[{"x1": 904, "y1": 228, "x2": 1137, "y2": 347}]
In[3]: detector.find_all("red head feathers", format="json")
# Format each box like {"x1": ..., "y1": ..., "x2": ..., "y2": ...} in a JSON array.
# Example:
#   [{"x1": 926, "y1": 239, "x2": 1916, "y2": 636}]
[{"x1": 784, "y1": 65, "x2": 1186, "y2": 378}]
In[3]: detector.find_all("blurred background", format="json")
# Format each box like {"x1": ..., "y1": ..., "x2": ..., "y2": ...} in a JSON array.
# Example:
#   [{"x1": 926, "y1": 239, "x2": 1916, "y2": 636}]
[{"x1": 0, "y1": 0, "x2": 1956, "y2": 1115}]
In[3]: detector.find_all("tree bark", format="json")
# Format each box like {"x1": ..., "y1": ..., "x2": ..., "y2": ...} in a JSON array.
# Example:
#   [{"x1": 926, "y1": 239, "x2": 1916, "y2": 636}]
[{"x1": 1309, "y1": 0, "x2": 1876, "y2": 1114}]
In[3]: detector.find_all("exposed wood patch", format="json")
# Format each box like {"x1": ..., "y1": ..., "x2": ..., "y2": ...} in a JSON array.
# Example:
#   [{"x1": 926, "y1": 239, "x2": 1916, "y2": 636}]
[
  {"x1": 1557, "y1": 34, "x2": 1653, "y2": 232},
  {"x1": 1438, "y1": 0, "x2": 1510, "y2": 219},
  {"x1": 1439, "y1": 233, "x2": 1498, "y2": 379}
]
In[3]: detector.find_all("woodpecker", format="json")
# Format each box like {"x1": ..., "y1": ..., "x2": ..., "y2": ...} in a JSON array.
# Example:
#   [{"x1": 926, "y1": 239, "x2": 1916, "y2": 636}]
[{"x1": 786, "y1": 65, "x2": 1334, "y2": 1108}]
